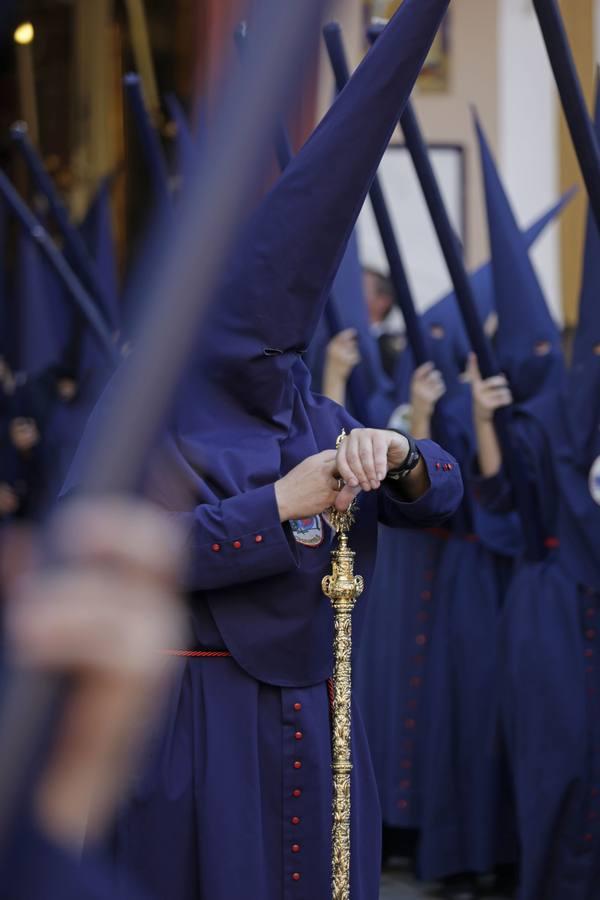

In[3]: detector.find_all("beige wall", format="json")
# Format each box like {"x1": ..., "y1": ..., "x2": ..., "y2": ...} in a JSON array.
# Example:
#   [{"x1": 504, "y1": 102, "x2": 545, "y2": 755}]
[
  {"x1": 317, "y1": 0, "x2": 499, "y2": 271},
  {"x1": 413, "y1": 0, "x2": 499, "y2": 270},
  {"x1": 316, "y1": 0, "x2": 364, "y2": 117}
]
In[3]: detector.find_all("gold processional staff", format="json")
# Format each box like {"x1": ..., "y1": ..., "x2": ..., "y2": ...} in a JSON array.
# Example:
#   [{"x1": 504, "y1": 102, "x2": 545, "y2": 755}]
[{"x1": 322, "y1": 430, "x2": 365, "y2": 900}]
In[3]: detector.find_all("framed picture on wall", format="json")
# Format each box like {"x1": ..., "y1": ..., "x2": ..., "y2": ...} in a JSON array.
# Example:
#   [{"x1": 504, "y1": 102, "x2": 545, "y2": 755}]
[{"x1": 362, "y1": 0, "x2": 451, "y2": 92}]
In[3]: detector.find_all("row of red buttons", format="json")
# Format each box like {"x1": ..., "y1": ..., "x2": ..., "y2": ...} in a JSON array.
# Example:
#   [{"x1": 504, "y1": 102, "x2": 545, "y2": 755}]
[
  {"x1": 211, "y1": 535, "x2": 264, "y2": 552},
  {"x1": 291, "y1": 701, "x2": 303, "y2": 883},
  {"x1": 434, "y1": 462, "x2": 454, "y2": 471}
]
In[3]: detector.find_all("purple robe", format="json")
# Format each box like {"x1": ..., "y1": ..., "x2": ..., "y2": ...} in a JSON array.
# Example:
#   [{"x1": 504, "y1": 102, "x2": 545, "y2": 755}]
[
  {"x1": 474, "y1": 393, "x2": 600, "y2": 900},
  {"x1": 0, "y1": 818, "x2": 149, "y2": 900},
  {"x1": 101, "y1": 390, "x2": 462, "y2": 900}
]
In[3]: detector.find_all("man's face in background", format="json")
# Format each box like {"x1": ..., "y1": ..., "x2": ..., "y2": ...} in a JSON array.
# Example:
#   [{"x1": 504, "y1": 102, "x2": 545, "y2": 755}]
[{"x1": 363, "y1": 268, "x2": 394, "y2": 324}]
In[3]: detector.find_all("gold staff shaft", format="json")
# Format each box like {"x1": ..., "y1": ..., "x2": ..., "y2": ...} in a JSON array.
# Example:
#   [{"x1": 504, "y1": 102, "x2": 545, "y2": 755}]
[{"x1": 322, "y1": 432, "x2": 364, "y2": 900}]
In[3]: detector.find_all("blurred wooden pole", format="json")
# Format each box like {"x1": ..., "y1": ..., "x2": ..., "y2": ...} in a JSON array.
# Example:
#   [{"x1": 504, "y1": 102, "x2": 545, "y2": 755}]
[
  {"x1": 123, "y1": 0, "x2": 161, "y2": 122},
  {"x1": 71, "y1": 0, "x2": 117, "y2": 219},
  {"x1": 558, "y1": 0, "x2": 594, "y2": 328}
]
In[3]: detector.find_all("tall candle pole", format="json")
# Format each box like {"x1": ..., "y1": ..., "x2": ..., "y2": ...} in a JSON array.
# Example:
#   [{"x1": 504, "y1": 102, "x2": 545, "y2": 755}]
[{"x1": 14, "y1": 22, "x2": 39, "y2": 146}]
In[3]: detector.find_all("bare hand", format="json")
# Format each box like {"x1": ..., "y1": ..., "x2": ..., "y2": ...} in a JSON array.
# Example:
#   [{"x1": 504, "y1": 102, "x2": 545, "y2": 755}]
[
  {"x1": 9, "y1": 417, "x2": 40, "y2": 452},
  {"x1": 335, "y1": 428, "x2": 409, "y2": 493},
  {"x1": 410, "y1": 362, "x2": 446, "y2": 420},
  {"x1": 5, "y1": 498, "x2": 186, "y2": 846},
  {"x1": 467, "y1": 353, "x2": 513, "y2": 422},
  {"x1": 275, "y1": 451, "x2": 358, "y2": 521},
  {"x1": 325, "y1": 328, "x2": 361, "y2": 380}
]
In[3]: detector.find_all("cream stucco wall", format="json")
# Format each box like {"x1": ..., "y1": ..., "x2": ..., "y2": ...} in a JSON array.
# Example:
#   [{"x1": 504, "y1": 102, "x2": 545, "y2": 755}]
[
  {"x1": 412, "y1": 0, "x2": 499, "y2": 272},
  {"x1": 498, "y1": 0, "x2": 561, "y2": 320},
  {"x1": 317, "y1": 0, "x2": 499, "y2": 278},
  {"x1": 315, "y1": 0, "x2": 569, "y2": 315}
]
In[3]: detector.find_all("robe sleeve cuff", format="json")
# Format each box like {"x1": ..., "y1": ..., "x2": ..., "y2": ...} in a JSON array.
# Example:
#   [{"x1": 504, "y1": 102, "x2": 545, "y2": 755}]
[
  {"x1": 378, "y1": 439, "x2": 463, "y2": 527},
  {"x1": 182, "y1": 483, "x2": 299, "y2": 591}
]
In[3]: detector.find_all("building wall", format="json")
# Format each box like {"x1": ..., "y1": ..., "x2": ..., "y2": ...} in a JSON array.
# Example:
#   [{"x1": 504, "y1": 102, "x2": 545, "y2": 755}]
[
  {"x1": 498, "y1": 0, "x2": 561, "y2": 321},
  {"x1": 316, "y1": 0, "x2": 500, "y2": 306},
  {"x1": 413, "y1": 0, "x2": 499, "y2": 274},
  {"x1": 314, "y1": 0, "x2": 600, "y2": 323}
]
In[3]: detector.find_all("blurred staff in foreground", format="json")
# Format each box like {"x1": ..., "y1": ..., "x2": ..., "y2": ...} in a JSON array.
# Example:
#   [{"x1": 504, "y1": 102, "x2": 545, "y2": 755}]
[{"x1": 0, "y1": 499, "x2": 185, "y2": 900}]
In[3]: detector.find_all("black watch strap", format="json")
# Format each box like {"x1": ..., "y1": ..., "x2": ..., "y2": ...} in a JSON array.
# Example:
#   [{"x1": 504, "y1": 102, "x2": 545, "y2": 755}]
[{"x1": 385, "y1": 430, "x2": 421, "y2": 480}]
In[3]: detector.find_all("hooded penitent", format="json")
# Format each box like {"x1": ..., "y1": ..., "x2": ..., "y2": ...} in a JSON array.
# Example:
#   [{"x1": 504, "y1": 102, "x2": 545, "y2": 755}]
[
  {"x1": 534, "y1": 78, "x2": 600, "y2": 593},
  {"x1": 475, "y1": 112, "x2": 565, "y2": 403},
  {"x1": 422, "y1": 189, "x2": 574, "y2": 372},
  {"x1": 142, "y1": 0, "x2": 451, "y2": 684},
  {"x1": 77, "y1": 176, "x2": 120, "y2": 398}
]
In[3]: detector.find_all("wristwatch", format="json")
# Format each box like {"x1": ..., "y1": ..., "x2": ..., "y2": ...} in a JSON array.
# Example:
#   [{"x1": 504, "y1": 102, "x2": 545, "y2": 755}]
[{"x1": 385, "y1": 430, "x2": 421, "y2": 480}]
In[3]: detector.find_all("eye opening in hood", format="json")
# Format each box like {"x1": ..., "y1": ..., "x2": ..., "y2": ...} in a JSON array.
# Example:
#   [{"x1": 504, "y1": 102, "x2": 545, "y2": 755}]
[
  {"x1": 533, "y1": 340, "x2": 552, "y2": 357},
  {"x1": 593, "y1": 343, "x2": 600, "y2": 356}
]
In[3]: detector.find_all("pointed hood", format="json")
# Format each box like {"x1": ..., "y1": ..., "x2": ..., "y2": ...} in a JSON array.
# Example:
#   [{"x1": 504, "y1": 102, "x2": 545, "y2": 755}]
[
  {"x1": 148, "y1": 0, "x2": 450, "y2": 686},
  {"x1": 67, "y1": 1, "x2": 452, "y2": 690},
  {"x1": 77, "y1": 177, "x2": 121, "y2": 399},
  {"x1": 194, "y1": 0, "x2": 450, "y2": 392},
  {"x1": 565, "y1": 82, "x2": 600, "y2": 469},
  {"x1": 79, "y1": 176, "x2": 120, "y2": 331},
  {"x1": 407, "y1": 192, "x2": 573, "y2": 396},
  {"x1": 15, "y1": 226, "x2": 71, "y2": 376},
  {"x1": 475, "y1": 111, "x2": 564, "y2": 402},
  {"x1": 424, "y1": 189, "x2": 574, "y2": 342},
  {"x1": 526, "y1": 187, "x2": 576, "y2": 246}
]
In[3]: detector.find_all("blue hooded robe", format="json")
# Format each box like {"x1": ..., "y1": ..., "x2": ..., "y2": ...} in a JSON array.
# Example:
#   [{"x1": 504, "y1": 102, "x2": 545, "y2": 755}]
[
  {"x1": 65, "y1": 4, "x2": 462, "y2": 899},
  {"x1": 470, "y1": 112, "x2": 600, "y2": 899}
]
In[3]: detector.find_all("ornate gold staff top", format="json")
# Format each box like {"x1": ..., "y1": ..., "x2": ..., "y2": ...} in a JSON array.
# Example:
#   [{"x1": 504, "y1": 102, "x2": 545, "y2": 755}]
[{"x1": 322, "y1": 430, "x2": 364, "y2": 900}]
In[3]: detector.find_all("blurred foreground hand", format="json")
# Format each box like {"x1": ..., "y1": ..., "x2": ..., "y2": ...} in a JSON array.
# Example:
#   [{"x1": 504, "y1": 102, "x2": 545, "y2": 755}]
[{"x1": 3, "y1": 498, "x2": 186, "y2": 849}]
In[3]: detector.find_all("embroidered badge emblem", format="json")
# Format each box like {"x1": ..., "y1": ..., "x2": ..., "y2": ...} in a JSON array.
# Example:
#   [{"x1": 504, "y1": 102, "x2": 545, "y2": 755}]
[
  {"x1": 590, "y1": 456, "x2": 600, "y2": 506},
  {"x1": 290, "y1": 515, "x2": 324, "y2": 547}
]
